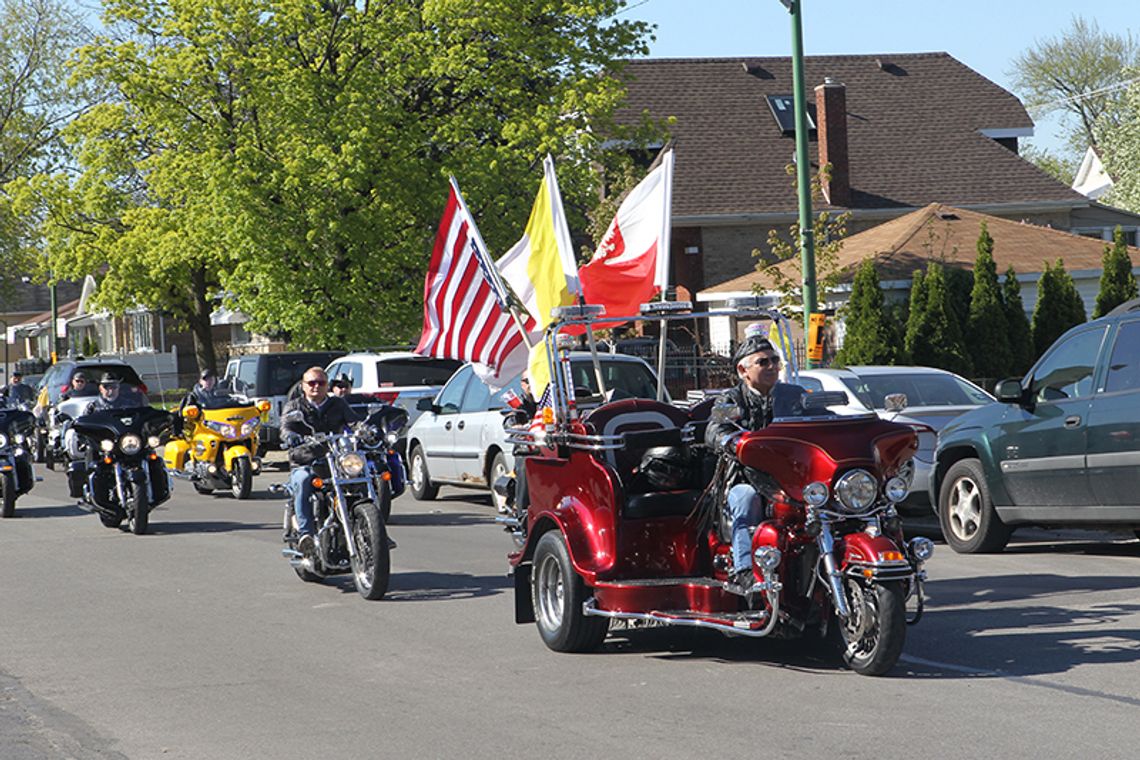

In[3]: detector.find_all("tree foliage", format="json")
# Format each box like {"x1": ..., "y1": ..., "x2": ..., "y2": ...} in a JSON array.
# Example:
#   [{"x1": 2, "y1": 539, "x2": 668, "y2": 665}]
[
  {"x1": 1019, "y1": 143, "x2": 1079, "y2": 186},
  {"x1": 1011, "y1": 16, "x2": 1140, "y2": 156},
  {"x1": 1092, "y1": 226, "x2": 1138, "y2": 318},
  {"x1": 1032, "y1": 259, "x2": 1087, "y2": 357},
  {"x1": 1099, "y1": 74, "x2": 1140, "y2": 214},
  {"x1": 903, "y1": 268, "x2": 927, "y2": 361},
  {"x1": 0, "y1": 0, "x2": 92, "y2": 297},
  {"x1": 906, "y1": 262, "x2": 972, "y2": 375},
  {"x1": 1001, "y1": 267, "x2": 1034, "y2": 376},
  {"x1": 835, "y1": 259, "x2": 897, "y2": 366},
  {"x1": 966, "y1": 222, "x2": 1010, "y2": 378},
  {"x1": 23, "y1": 0, "x2": 657, "y2": 368}
]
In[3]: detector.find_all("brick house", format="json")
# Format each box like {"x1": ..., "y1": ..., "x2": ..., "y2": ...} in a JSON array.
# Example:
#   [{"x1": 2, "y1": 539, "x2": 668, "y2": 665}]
[{"x1": 615, "y1": 53, "x2": 1140, "y2": 324}]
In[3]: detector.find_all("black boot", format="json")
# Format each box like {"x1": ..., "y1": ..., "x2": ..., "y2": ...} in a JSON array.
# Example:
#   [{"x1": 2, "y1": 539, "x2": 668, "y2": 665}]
[{"x1": 66, "y1": 461, "x2": 87, "y2": 499}]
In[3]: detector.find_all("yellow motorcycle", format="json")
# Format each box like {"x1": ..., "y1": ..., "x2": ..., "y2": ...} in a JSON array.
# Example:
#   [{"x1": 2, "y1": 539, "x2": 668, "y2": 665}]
[{"x1": 164, "y1": 395, "x2": 271, "y2": 499}]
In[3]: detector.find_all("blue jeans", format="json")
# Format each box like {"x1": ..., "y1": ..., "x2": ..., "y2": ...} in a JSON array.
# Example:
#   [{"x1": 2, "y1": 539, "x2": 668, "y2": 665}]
[
  {"x1": 289, "y1": 466, "x2": 317, "y2": 536},
  {"x1": 728, "y1": 483, "x2": 764, "y2": 571}
]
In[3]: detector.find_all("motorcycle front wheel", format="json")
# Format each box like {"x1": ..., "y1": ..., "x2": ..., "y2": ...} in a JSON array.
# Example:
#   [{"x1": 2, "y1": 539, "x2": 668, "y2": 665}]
[
  {"x1": 128, "y1": 481, "x2": 150, "y2": 535},
  {"x1": 231, "y1": 456, "x2": 253, "y2": 500},
  {"x1": 836, "y1": 579, "x2": 906, "y2": 676},
  {"x1": 350, "y1": 501, "x2": 390, "y2": 600},
  {"x1": 1, "y1": 472, "x2": 15, "y2": 518}
]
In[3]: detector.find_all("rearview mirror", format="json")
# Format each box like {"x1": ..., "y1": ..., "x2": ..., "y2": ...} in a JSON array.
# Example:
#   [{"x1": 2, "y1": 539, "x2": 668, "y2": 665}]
[
  {"x1": 709, "y1": 400, "x2": 743, "y2": 425},
  {"x1": 995, "y1": 378, "x2": 1024, "y2": 404},
  {"x1": 884, "y1": 393, "x2": 908, "y2": 412},
  {"x1": 416, "y1": 397, "x2": 435, "y2": 412}
]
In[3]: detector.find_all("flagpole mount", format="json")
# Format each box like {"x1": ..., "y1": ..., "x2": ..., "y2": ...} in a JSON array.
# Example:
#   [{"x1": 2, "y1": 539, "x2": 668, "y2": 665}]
[{"x1": 640, "y1": 300, "x2": 692, "y2": 315}]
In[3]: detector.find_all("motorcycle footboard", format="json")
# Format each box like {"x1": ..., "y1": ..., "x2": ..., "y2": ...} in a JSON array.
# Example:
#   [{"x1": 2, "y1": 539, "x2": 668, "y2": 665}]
[
  {"x1": 588, "y1": 577, "x2": 781, "y2": 637},
  {"x1": 583, "y1": 599, "x2": 777, "y2": 637}
]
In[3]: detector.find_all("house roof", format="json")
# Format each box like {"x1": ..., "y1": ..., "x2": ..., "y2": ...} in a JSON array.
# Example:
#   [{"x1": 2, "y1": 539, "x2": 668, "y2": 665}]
[
  {"x1": 617, "y1": 53, "x2": 1087, "y2": 218},
  {"x1": 700, "y1": 203, "x2": 1140, "y2": 296}
]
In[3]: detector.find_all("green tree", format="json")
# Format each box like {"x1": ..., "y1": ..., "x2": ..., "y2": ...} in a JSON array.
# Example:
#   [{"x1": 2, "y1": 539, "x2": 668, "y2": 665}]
[
  {"x1": 903, "y1": 269, "x2": 927, "y2": 360},
  {"x1": 1099, "y1": 75, "x2": 1140, "y2": 213},
  {"x1": 26, "y1": 0, "x2": 656, "y2": 368},
  {"x1": 1011, "y1": 16, "x2": 1140, "y2": 156},
  {"x1": 1032, "y1": 259, "x2": 1087, "y2": 356},
  {"x1": 1092, "y1": 226, "x2": 1138, "y2": 318},
  {"x1": 966, "y1": 222, "x2": 1010, "y2": 378},
  {"x1": 835, "y1": 259, "x2": 897, "y2": 365},
  {"x1": 908, "y1": 262, "x2": 972, "y2": 374},
  {"x1": 1001, "y1": 267, "x2": 1034, "y2": 376},
  {"x1": 0, "y1": 0, "x2": 92, "y2": 297},
  {"x1": 1019, "y1": 143, "x2": 1079, "y2": 186}
]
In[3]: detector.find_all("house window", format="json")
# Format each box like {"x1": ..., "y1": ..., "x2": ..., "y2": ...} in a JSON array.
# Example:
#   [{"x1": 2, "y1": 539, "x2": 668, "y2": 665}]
[
  {"x1": 130, "y1": 312, "x2": 154, "y2": 351},
  {"x1": 1072, "y1": 226, "x2": 1139, "y2": 246}
]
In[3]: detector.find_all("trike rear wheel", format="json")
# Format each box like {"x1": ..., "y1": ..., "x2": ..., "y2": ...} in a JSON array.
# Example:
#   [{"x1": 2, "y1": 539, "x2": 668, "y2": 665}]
[{"x1": 531, "y1": 531, "x2": 607, "y2": 653}]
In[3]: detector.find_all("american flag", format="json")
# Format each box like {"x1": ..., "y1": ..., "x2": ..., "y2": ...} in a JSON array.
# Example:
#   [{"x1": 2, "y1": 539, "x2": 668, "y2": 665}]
[{"x1": 415, "y1": 179, "x2": 534, "y2": 370}]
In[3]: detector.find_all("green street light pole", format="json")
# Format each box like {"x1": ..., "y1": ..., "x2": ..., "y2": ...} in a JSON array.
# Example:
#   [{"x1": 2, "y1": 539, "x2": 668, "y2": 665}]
[
  {"x1": 49, "y1": 279, "x2": 60, "y2": 363},
  {"x1": 781, "y1": 0, "x2": 817, "y2": 367}
]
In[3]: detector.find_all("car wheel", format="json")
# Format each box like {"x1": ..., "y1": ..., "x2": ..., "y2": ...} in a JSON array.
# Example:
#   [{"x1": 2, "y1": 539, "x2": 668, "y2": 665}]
[
  {"x1": 938, "y1": 458, "x2": 1011, "y2": 554},
  {"x1": 487, "y1": 451, "x2": 508, "y2": 513},
  {"x1": 409, "y1": 444, "x2": 438, "y2": 501}
]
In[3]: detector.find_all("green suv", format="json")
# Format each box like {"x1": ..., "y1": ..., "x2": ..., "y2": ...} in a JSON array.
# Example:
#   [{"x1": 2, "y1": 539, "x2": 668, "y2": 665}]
[{"x1": 931, "y1": 298, "x2": 1140, "y2": 553}]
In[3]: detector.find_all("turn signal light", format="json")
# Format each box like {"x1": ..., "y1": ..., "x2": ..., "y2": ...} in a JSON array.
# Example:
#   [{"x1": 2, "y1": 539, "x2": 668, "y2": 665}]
[
  {"x1": 380, "y1": 471, "x2": 392, "y2": 481},
  {"x1": 878, "y1": 550, "x2": 905, "y2": 563},
  {"x1": 311, "y1": 477, "x2": 324, "y2": 488},
  {"x1": 256, "y1": 400, "x2": 271, "y2": 413},
  {"x1": 103, "y1": 456, "x2": 113, "y2": 464}
]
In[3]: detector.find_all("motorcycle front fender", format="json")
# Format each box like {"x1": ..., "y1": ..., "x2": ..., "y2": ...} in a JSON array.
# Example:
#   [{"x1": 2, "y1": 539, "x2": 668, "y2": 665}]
[
  {"x1": 841, "y1": 532, "x2": 912, "y2": 581},
  {"x1": 223, "y1": 444, "x2": 253, "y2": 471}
]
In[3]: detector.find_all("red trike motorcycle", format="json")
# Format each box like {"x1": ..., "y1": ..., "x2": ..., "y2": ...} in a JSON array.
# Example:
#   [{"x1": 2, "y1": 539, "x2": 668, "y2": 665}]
[{"x1": 499, "y1": 301, "x2": 933, "y2": 676}]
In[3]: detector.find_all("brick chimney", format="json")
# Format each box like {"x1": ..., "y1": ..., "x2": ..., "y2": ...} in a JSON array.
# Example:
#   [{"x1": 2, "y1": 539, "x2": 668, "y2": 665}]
[{"x1": 815, "y1": 77, "x2": 850, "y2": 207}]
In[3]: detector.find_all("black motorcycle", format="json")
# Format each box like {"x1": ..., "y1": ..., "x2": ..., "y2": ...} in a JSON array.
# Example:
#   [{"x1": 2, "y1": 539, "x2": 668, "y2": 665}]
[
  {"x1": 357, "y1": 406, "x2": 409, "y2": 522},
  {"x1": 279, "y1": 417, "x2": 392, "y2": 600},
  {"x1": 0, "y1": 403, "x2": 38, "y2": 518},
  {"x1": 68, "y1": 406, "x2": 175, "y2": 534}
]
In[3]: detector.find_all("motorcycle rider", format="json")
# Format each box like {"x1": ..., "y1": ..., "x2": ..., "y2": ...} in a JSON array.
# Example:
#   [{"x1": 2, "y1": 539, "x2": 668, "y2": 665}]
[
  {"x1": 1, "y1": 371, "x2": 36, "y2": 407},
  {"x1": 65, "y1": 374, "x2": 140, "y2": 497},
  {"x1": 281, "y1": 367, "x2": 362, "y2": 559},
  {"x1": 60, "y1": 372, "x2": 95, "y2": 401},
  {"x1": 182, "y1": 369, "x2": 219, "y2": 410},
  {"x1": 705, "y1": 331, "x2": 807, "y2": 592}
]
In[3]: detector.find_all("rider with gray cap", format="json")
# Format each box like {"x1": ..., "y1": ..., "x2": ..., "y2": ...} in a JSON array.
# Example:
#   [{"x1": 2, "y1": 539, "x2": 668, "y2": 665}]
[{"x1": 705, "y1": 329, "x2": 807, "y2": 592}]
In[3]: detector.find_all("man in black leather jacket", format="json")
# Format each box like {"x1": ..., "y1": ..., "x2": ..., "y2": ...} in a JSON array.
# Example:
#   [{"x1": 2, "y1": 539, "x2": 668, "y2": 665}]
[
  {"x1": 281, "y1": 367, "x2": 362, "y2": 557},
  {"x1": 705, "y1": 335, "x2": 807, "y2": 591}
]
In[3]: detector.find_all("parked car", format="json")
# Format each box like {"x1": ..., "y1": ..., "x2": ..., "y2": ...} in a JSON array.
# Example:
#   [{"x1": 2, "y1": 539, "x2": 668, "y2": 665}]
[
  {"x1": 798, "y1": 366, "x2": 993, "y2": 511},
  {"x1": 222, "y1": 351, "x2": 344, "y2": 444},
  {"x1": 405, "y1": 353, "x2": 664, "y2": 509},
  {"x1": 37, "y1": 360, "x2": 146, "y2": 407},
  {"x1": 931, "y1": 299, "x2": 1140, "y2": 553},
  {"x1": 324, "y1": 352, "x2": 461, "y2": 430}
]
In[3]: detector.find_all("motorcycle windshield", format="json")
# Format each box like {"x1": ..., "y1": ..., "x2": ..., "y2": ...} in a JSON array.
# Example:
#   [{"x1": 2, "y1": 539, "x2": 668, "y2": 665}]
[
  {"x1": 72, "y1": 406, "x2": 172, "y2": 440},
  {"x1": 0, "y1": 409, "x2": 35, "y2": 437},
  {"x1": 198, "y1": 395, "x2": 255, "y2": 411},
  {"x1": 736, "y1": 417, "x2": 918, "y2": 502},
  {"x1": 366, "y1": 407, "x2": 408, "y2": 434}
]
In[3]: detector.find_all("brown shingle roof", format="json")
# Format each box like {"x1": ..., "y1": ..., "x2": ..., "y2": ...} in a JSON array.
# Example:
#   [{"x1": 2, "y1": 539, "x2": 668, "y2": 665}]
[
  {"x1": 702, "y1": 204, "x2": 1139, "y2": 295},
  {"x1": 617, "y1": 53, "x2": 1086, "y2": 218}
]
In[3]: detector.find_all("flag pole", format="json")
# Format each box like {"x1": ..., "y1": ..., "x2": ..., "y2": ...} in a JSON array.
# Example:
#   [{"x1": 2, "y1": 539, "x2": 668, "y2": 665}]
[
  {"x1": 654, "y1": 148, "x2": 675, "y2": 401},
  {"x1": 448, "y1": 176, "x2": 535, "y2": 351}
]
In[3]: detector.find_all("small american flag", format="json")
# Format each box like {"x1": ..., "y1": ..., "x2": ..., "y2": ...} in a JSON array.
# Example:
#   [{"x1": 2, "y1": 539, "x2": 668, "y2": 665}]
[{"x1": 415, "y1": 179, "x2": 534, "y2": 370}]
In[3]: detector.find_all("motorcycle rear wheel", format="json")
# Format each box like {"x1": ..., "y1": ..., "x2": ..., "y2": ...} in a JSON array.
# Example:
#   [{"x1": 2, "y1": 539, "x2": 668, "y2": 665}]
[
  {"x1": 350, "y1": 502, "x2": 390, "y2": 600},
  {"x1": 128, "y1": 481, "x2": 149, "y2": 535},
  {"x1": 1, "y1": 472, "x2": 15, "y2": 518},
  {"x1": 836, "y1": 579, "x2": 906, "y2": 676},
  {"x1": 531, "y1": 531, "x2": 608, "y2": 652},
  {"x1": 231, "y1": 457, "x2": 252, "y2": 500}
]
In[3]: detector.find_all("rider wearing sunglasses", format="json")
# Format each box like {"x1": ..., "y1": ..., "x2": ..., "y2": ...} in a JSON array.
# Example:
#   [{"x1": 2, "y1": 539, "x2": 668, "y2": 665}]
[
  {"x1": 281, "y1": 367, "x2": 364, "y2": 557},
  {"x1": 705, "y1": 331, "x2": 808, "y2": 592}
]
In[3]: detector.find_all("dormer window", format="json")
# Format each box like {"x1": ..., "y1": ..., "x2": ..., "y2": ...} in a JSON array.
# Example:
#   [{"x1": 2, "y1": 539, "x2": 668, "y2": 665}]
[{"x1": 766, "y1": 95, "x2": 816, "y2": 137}]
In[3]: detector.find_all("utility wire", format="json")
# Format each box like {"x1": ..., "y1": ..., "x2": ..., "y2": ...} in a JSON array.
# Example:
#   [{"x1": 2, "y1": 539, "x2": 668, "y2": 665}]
[{"x1": 1041, "y1": 76, "x2": 1140, "y2": 108}]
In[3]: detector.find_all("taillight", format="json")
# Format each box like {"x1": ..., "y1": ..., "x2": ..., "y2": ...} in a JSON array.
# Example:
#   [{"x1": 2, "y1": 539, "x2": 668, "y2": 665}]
[
  {"x1": 372, "y1": 391, "x2": 399, "y2": 404},
  {"x1": 61, "y1": 383, "x2": 69, "y2": 395},
  {"x1": 139, "y1": 382, "x2": 148, "y2": 394}
]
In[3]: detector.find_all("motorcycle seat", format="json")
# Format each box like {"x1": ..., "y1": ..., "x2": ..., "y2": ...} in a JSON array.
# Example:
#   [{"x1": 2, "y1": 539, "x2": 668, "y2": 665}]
[
  {"x1": 582, "y1": 399, "x2": 690, "y2": 485},
  {"x1": 624, "y1": 489, "x2": 701, "y2": 520}
]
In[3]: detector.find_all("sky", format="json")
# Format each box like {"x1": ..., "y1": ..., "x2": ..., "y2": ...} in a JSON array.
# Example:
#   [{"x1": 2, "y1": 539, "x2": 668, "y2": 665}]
[{"x1": 623, "y1": 0, "x2": 1138, "y2": 157}]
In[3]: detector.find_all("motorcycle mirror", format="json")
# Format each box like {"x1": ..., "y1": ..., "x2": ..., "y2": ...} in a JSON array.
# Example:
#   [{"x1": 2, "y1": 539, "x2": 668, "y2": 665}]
[
  {"x1": 709, "y1": 400, "x2": 743, "y2": 425},
  {"x1": 883, "y1": 393, "x2": 908, "y2": 412},
  {"x1": 281, "y1": 409, "x2": 304, "y2": 422}
]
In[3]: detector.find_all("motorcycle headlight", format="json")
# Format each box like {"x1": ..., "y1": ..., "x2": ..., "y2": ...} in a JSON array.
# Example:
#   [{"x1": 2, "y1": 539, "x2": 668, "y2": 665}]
[
  {"x1": 206, "y1": 420, "x2": 238, "y2": 438},
  {"x1": 120, "y1": 434, "x2": 142, "y2": 455},
  {"x1": 100, "y1": 439, "x2": 115, "y2": 452},
  {"x1": 338, "y1": 452, "x2": 366, "y2": 477},
  {"x1": 885, "y1": 476, "x2": 909, "y2": 503},
  {"x1": 240, "y1": 418, "x2": 260, "y2": 437},
  {"x1": 385, "y1": 432, "x2": 399, "y2": 446},
  {"x1": 13, "y1": 433, "x2": 25, "y2": 445},
  {"x1": 147, "y1": 435, "x2": 162, "y2": 448},
  {"x1": 0, "y1": 433, "x2": 7, "y2": 448},
  {"x1": 909, "y1": 536, "x2": 935, "y2": 562},
  {"x1": 835, "y1": 469, "x2": 877, "y2": 512},
  {"x1": 802, "y1": 481, "x2": 829, "y2": 507}
]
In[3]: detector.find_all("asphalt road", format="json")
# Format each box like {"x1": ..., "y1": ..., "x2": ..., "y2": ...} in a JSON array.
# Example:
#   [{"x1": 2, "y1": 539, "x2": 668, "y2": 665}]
[{"x1": 3, "y1": 464, "x2": 1140, "y2": 759}]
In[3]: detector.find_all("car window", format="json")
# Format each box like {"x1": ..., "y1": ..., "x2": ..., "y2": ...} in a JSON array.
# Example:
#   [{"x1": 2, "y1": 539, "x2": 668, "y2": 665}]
[
  {"x1": 849, "y1": 373, "x2": 991, "y2": 408},
  {"x1": 460, "y1": 374, "x2": 502, "y2": 412},
  {"x1": 79, "y1": 363, "x2": 143, "y2": 387},
  {"x1": 1104, "y1": 320, "x2": 1140, "y2": 393},
  {"x1": 376, "y1": 358, "x2": 462, "y2": 387},
  {"x1": 435, "y1": 367, "x2": 472, "y2": 414},
  {"x1": 236, "y1": 359, "x2": 258, "y2": 393},
  {"x1": 1030, "y1": 327, "x2": 1107, "y2": 402},
  {"x1": 329, "y1": 361, "x2": 362, "y2": 387},
  {"x1": 570, "y1": 360, "x2": 658, "y2": 400},
  {"x1": 798, "y1": 376, "x2": 824, "y2": 393},
  {"x1": 264, "y1": 356, "x2": 340, "y2": 396}
]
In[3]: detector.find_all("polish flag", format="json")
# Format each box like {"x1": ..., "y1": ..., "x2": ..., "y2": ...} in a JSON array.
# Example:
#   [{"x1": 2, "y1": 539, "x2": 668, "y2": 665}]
[{"x1": 579, "y1": 148, "x2": 674, "y2": 324}]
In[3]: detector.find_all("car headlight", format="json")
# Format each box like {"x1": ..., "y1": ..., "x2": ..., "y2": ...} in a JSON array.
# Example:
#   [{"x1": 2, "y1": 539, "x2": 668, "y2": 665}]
[
  {"x1": 338, "y1": 452, "x2": 366, "y2": 477},
  {"x1": 385, "y1": 431, "x2": 399, "y2": 446},
  {"x1": 120, "y1": 434, "x2": 142, "y2": 455},
  {"x1": 835, "y1": 469, "x2": 877, "y2": 511},
  {"x1": 147, "y1": 435, "x2": 162, "y2": 448},
  {"x1": 885, "y1": 476, "x2": 909, "y2": 503},
  {"x1": 100, "y1": 439, "x2": 115, "y2": 452},
  {"x1": 802, "y1": 481, "x2": 829, "y2": 507},
  {"x1": 0, "y1": 433, "x2": 7, "y2": 448},
  {"x1": 240, "y1": 418, "x2": 260, "y2": 437}
]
